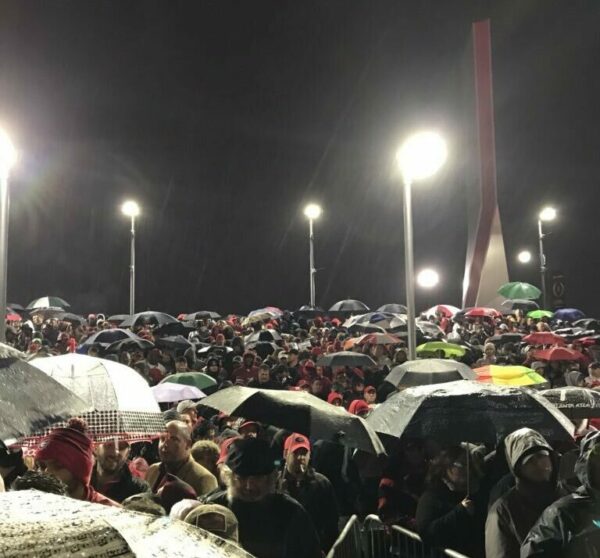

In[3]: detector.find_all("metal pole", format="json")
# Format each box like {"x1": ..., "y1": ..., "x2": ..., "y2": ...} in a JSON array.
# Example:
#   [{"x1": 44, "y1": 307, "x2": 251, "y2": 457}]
[
  {"x1": 309, "y1": 218, "x2": 315, "y2": 308},
  {"x1": 538, "y1": 219, "x2": 547, "y2": 309},
  {"x1": 0, "y1": 173, "x2": 8, "y2": 343},
  {"x1": 129, "y1": 215, "x2": 136, "y2": 315},
  {"x1": 403, "y1": 178, "x2": 416, "y2": 360}
]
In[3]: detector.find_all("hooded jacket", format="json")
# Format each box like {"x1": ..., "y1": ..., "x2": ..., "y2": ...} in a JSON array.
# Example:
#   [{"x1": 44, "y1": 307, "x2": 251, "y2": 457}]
[
  {"x1": 521, "y1": 430, "x2": 600, "y2": 558},
  {"x1": 485, "y1": 428, "x2": 558, "y2": 558}
]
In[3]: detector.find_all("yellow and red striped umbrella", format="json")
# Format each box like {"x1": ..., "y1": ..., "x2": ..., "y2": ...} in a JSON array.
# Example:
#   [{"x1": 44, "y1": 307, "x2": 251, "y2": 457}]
[{"x1": 474, "y1": 365, "x2": 548, "y2": 387}]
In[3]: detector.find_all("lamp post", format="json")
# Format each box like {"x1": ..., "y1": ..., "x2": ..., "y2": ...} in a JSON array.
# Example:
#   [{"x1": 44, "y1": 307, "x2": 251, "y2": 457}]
[
  {"x1": 538, "y1": 206, "x2": 556, "y2": 309},
  {"x1": 397, "y1": 131, "x2": 447, "y2": 360},
  {"x1": 0, "y1": 129, "x2": 16, "y2": 343},
  {"x1": 303, "y1": 203, "x2": 322, "y2": 308},
  {"x1": 121, "y1": 200, "x2": 140, "y2": 315}
]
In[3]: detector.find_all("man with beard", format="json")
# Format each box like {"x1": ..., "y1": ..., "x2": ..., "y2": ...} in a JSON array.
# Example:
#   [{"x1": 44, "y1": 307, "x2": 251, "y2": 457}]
[
  {"x1": 207, "y1": 437, "x2": 321, "y2": 558},
  {"x1": 91, "y1": 440, "x2": 149, "y2": 503}
]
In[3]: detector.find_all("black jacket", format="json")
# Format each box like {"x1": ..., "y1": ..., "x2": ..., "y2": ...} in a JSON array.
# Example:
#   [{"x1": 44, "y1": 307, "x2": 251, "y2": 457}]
[
  {"x1": 91, "y1": 463, "x2": 149, "y2": 503},
  {"x1": 210, "y1": 491, "x2": 321, "y2": 558},
  {"x1": 521, "y1": 431, "x2": 600, "y2": 558},
  {"x1": 278, "y1": 467, "x2": 339, "y2": 552}
]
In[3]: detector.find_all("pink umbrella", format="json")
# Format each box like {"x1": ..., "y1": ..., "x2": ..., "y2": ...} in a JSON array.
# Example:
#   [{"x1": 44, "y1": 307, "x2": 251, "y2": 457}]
[{"x1": 532, "y1": 347, "x2": 585, "y2": 362}]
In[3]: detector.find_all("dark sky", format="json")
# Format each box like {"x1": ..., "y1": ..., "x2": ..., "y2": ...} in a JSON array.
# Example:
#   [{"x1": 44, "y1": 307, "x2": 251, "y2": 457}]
[{"x1": 1, "y1": 1, "x2": 599, "y2": 316}]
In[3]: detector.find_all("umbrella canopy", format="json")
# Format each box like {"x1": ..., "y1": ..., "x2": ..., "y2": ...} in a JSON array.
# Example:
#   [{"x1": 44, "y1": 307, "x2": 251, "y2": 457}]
[
  {"x1": 249, "y1": 306, "x2": 283, "y2": 317},
  {"x1": 465, "y1": 307, "x2": 502, "y2": 319},
  {"x1": 185, "y1": 310, "x2": 222, "y2": 320},
  {"x1": 26, "y1": 296, "x2": 70, "y2": 310},
  {"x1": 79, "y1": 328, "x2": 141, "y2": 349},
  {"x1": 105, "y1": 337, "x2": 155, "y2": 354},
  {"x1": 329, "y1": 299, "x2": 370, "y2": 312},
  {"x1": 487, "y1": 333, "x2": 524, "y2": 345},
  {"x1": 540, "y1": 387, "x2": 600, "y2": 419},
  {"x1": 245, "y1": 329, "x2": 283, "y2": 344},
  {"x1": 416, "y1": 320, "x2": 446, "y2": 339},
  {"x1": 366, "y1": 380, "x2": 574, "y2": 444},
  {"x1": 554, "y1": 308, "x2": 586, "y2": 322},
  {"x1": 56, "y1": 312, "x2": 86, "y2": 325},
  {"x1": 385, "y1": 359, "x2": 476, "y2": 388},
  {"x1": 355, "y1": 333, "x2": 403, "y2": 346},
  {"x1": 523, "y1": 332, "x2": 566, "y2": 346},
  {"x1": 0, "y1": 490, "x2": 253, "y2": 558},
  {"x1": 5, "y1": 311, "x2": 21, "y2": 322},
  {"x1": 246, "y1": 340, "x2": 279, "y2": 359},
  {"x1": 154, "y1": 335, "x2": 193, "y2": 352},
  {"x1": 29, "y1": 307, "x2": 65, "y2": 321},
  {"x1": 344, "y1": 312, "x2": 404, "y2": 331},
  {"x1": 416, "y1": 341, "x2": 466, "y2": 358},
  {"x1": 151, "y1": 382, "x2": 206, "y2": 403},
  {"x1": 315, "y1": 351, "x2": 377, "y2": 369},
  {"x1": 501, "y1": 299, "x2": 540, "y2": 312},
  {"x1": 474, "y1": 365, "x2": 549, "y2": 387},
  {"x1": 498, "y1": 282, "x2": 541, "y2": 300},
  {"x1": 242, "y1": 312, "x2": 276, "y2": 326},
  {"x1": 200, "y1": 386, "x2": 385, "y2": 455},
  {"x1": 197, "y1": 345, "x2": 234, "y2": 359},
  {"x1": 106, "y1": 314, "x2": 130, "y2": 325},
  {"x1": 377, "y1": 303, "x2": 407, "y2": 314},
  {"x1": 160, "y1": 372, "x2": 218, "y2": 391},
  {"x1": 532, "y1": 347, "x2": 585, "y2": 362},
  {"x1": 574, "y1": 318, "x2": 600, "y2": 331},
  {"x1": 0, "y1": 342, "x2": 27, "y2": 359},
  {"x1": 30, "y1": 354, "x2": 163, "y2": 442},
  {"x1": 527, "y1": 309, "x2": 554, "y2": 320},
  {"x1": 0, "y1": 357, "x2": 91, "y2": 442},
  {"x1": 120, "y1": 311, "x2": 179, "y2": 329},
  {"x1": 422, "y1": 304, "x2": 460, "y2": 318}
]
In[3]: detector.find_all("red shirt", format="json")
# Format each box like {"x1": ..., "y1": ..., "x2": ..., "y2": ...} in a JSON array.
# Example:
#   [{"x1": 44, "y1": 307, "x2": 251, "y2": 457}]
[
  {"x1": 232, "y1": 366, "x2": 259, "y2": 384},
  {"x1": 83, "y1": 485, "x2": 120, "y2": 507}
]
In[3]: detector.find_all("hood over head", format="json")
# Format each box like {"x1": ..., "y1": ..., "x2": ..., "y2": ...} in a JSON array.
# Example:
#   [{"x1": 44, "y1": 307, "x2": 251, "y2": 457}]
[
  {"x1": 575, "y1": 430, "x2": 600, "y2": 496},
  {"x1": 504, "y1": 427, "x2": 554, "y2": 477}
]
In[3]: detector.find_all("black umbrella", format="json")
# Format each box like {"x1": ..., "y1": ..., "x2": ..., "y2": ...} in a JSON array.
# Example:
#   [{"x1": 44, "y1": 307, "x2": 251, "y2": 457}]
[
  {"x1": 246, "y1": 340, "x2": 279, "y2": 359},
  {"x1": 197, "y1": 345, "x2": 234, "y2": 358},
  {"x1": 573, "y1": 318, "x2": 600, "y2": 331},
  {"x1": 154, "y1": 335, "x2": 193, "y2": 353},
  {"x1": 540, "y1": 387, "x2": 600, "y2": 419},
  {"x1": 329, "y1": 299, "x2": 370, "y2": 312},
  {"x1": 106, "y1": 314, "x2": 130, "y2": 325},
  {"x1": 154, "y1": 321, "x2": 192, "y2": 337},
  {"x1": 79, "y1": 328, "x2": 140, "y2": 349},
  {"x1": 377, "y1": 303, "x2": 408, "y2": 314},
  {"x1": 199, "y1": 386, "x2": 385, "y2": 455},
  {"x1": 366, "y1": 380, "x2": 574, "y2": 444},
  {"x1": 385, "y1": 359, "x2": 476, "y2": 388},
  {"x1": 0, "y1": 357, "x2": 91, "y2": 441},
  {"x1": 105, "y1": 338, "x2": 155, "y2": 354},
  {"x1": 501, "y1": 299, "x2": 540, "y2": 312},
  {"x1": 185, "y1": 310, "x2": 222, "y2": 320},
  {"x1": 119, "y1": 311, "x2": 179, "y2": 328},
  {"x1": 487, "y1": 333, "x2": 524, "y2": 345},
  {"x1": 246, "y1": 329, "x2": 282, "y2": 344},
  {"x1": 7, "y1": 303, "x2": 24, "y2": 312},
  {"x1": 316, "y1": 351, "x2": 377, "y2": 368},
  {"x1": 347, "y1": 323, "x2": 387, "y2": 334},
  {"x1": 56, "y1": 312, "x2": 86, "y2": 326}
]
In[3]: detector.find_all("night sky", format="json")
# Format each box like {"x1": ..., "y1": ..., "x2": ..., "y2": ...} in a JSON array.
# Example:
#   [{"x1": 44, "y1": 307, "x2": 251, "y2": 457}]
[{"x1": 1, "y1": 1, "x2": 599, "y2": 316}]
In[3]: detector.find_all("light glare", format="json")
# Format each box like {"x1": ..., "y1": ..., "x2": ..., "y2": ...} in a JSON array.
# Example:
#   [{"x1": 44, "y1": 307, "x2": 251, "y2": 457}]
[
  {"x1": 397, "y1": 131, "x2": 447, "y2": 181},
  {"x1": 121, "y1": 200, "x2": 140, "y2": 217},
  {"x1": 517, "y1": 250, "x2": 532, "y2": 264},
  {"x1": 417, "y1": 268, "x2": 440, "y2": 289},
  {"x1": 0, "y1": 128, "x2": 17, "y2": 175},
  {"x1": 304, "y1": 203, "x2": 322, "y2": 220},
  {"x1": 539, "y1": 206, "x2": 557, "y2": 222}
]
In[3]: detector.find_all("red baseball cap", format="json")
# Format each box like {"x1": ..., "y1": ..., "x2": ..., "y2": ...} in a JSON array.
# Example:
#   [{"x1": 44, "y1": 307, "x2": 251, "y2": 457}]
[
  {"x1": 348, "y1": 399, "x2": 371, "y2": 416},
  {"x1": 327, "y1": 391, "x2": 343, "y2": 404},
  {"x1": 284, "y1": 433, "x2": 311, "y2": 454},
  {"x1": 217, "y1": 436, "x2": 241, "y2": 465},
  {"x1": 239, "y1": 421, "x2": 260, "y2": 433}
]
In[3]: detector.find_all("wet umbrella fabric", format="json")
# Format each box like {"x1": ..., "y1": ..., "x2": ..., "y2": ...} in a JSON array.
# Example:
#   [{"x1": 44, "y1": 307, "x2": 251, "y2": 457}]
[
  {"x1": 573, "y1": 318, "x2": 600, "y2": 331},
  {"x1": 26, "y1": 296, "x2": 70, "y2": 310},
  {"x1": 465, "y1": 307, "x2": 502, "y2": 319},
  {"x1": 329, "y1": 299, "x2": 370, "y2": 312},
  {"x1": 377, "y1": 303, "x2": 408, "y2": 314},
  {"x1": 532, "y1": 347, "x2": 585, "y2": 362},
  {"x1": 120, "y1": 311, "x2": 179, "y2": 329},
  {"x1": 416, "y1": 341, "x2": 466, "y2": 358},
  {"x1": 497, "y1": 282, "x2": 541, "y2": 300},
  {"x1": 501, "y1": 299, "x2": 540, "y2": 312},
  {"x1": 355, "y1": 333, "x2": 403, "y2": 346},
  {"x1": 245, "y1": 329, "x2": 282, "y2": 344},
  {"x1": 487, "y1": 333, "x2": 524, "y2": 345},
  {"x1": 366, "y1": 380, "x2": 574, "y2": 444},
  {"x1": 246, "y1": 340, "x2": 279, "y2": 359},
  {"x1": 523, "y1": 332, "x2": 566, "y2": 346},
  {"x1": 384, "y1": 359, "x2": 476, "y2": 388},
  {"x1": 316, "y1": 351, "x2": 377, "y2": 368},
  {"x1": 152, "y1": 382, "x2": 206, "y2": 403},
  {"x1": 154, "y1": 335, "x2": 193, "y2": 352},
  {"x1": 540, "y1": 387, "x2": 600, "y2": 419},
  {"x1": 106, "y1": 314, "x2": 130, "y2": 325},
  {"x1": 185, "y1": 311, "x2": 222, "y2": 320},
  {"x1": 0, "y1": 357, "x2": 91, "y2": 442},
  {"x1": 105, "y1": 338, "x2": 155, "y2": 354},
  {"x1": 553, "y1": 308, "x2": 586, "y2": 322},
  {"x1": 0, "y1": 490, "x2": 253, "y2": 558},
  {"x1": 474, "y1": 365, "x2": 549, "y2": 387},
  {"x1": 527, "y1": 310, "x2": 554, "y2": 320},
  {"x1": 422, "y1": 304, "x2": 460, "y2": 318},
  {"x1": 160, "y1": 372, "x2": 217, "y2": 391},
  {"x1": 199, "y1": 386, "x2": 385, "y2": 455},
  {"x1": 79, "y1": 328, "x2": 141, "y2": 350},
  {"x1": 56, "y1": 312, "x2": 86, "y2": 325}
]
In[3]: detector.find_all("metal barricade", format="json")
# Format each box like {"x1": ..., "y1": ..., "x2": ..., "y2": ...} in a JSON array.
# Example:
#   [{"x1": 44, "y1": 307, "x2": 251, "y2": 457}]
[{"x1": 327, "y1": 515, "x2": 363, "y2": 558}]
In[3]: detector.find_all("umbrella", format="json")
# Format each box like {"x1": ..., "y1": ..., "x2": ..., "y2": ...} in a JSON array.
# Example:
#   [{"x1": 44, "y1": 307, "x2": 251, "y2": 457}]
[
  {"x1": 160, "y1": 372, "x2": 218, "y2": 391},
  {"x1": 249, "y1": 306, "x2": 283, "y2": 317},
  {"x1": 246, "y1": 340, "x2": 279, "y2": 359},
  {"x1": 29, "y1": 307, "x2": 65, "y2": 320},
  {"x1": 501, "y1": 299, "x2": 540, "y2": 312},
  {"x1": 0, "y1": 357, "x2": 91, "y2": 442},
  {"x1": 366, "y1": 380, "x2": 574, "y2": 444},
  {"x1": 120, "y1": 311, "x2": 179, "y2": 329},
  {"x1": 56, "y1": 312, "x2": 86, "y2": 325},
  {"x1": 105, "y1": 337, "x2": 155, "y2": 354},
  {"x1": 5, "y1": 311, "x2": 21, "y2": 322},
  {"x1": 532, "y1": 347, "x2": 585, "y2": 362},
  {"x1": 474, "y1": 365, "x2": 549, "y2": 388},
  {"x1": 487, "y1": 333, "x2": 524, "y2": 345},
  {"x1": 245, "y1": 329, "x2": 283, "y2": 343},
  {"x1": 527, "y1": 309, "x2": 554, "y2": 320},
  {"x1": 154, "y1": 335, "x2": 193, "y2": 352},
  {"x1": 377, "y1": 303, "x2": 407, "y2": 314},
  {"x1": 79, "y1": 328, "x2": 141, "y2": 350},
  {"x1": 384, "y1": 359, "x2": 476, "y2": 388},
  {"x1": 29, "y1": 354, "x2": 163, "y2": 443},
  {"x1": 0, "y1": 490, "x2": 253, "y2": 558},
  {"x1": 8, "y1": 303, "x2": 24, "y2": 311},
  {"x1": 347, "y1": 323, "x2": 387, "y2": 335},
  {"x1": 523, "y1": 332, "x2": 566, "y2": 346},
  {"x1": 498, "y1": 282, "x2": 542, "y2": 300},
  {"x1": 185, "y1": 310, "x2": 222, "y2": 320},
  {"x1": 465, "y1": 307, "x2": 502, "y2": 319},
  {"x1": 416, "y1": 320, "x2": 446, "y2": 339},
  {"x1": 540, "y1": 387, "x2": 600, "y2": 419},
  {"x1": 344, "y1": 312, "x2": 405, "y2": 331},
  {"x1": 106, "y1": 314, "x2": 130, "y2": 325},
  {"x1": 576, "y1": 335, "x2": 600, "y2": 347},
  {"x1": 422, "y1": 304, "x2": 460, "y2": 318},
  {"x1": 199, "y1": 386, "x2": 385, "y2": 455},
  {"x1": 151, "y1": 382, "x2": 206, "y2": 403},
  {"x1": 0, "y1": 342, "x2": 27, "y2": 359},
  {"x1": 355, "y1": 333, "x2": 403, "y2": 346},
  {"x1": 315, "y1": 351, "x2": 377, "y2": 368},
  {"x1": 329, "y1": 299, "x2": 370, "y2": 312},
  {"x1": 197, "y1": 345, "x2": 234, "y2": 359},
  {"x1": 554, "y1": 308, "x2": 586, "y2": 322},
  {"x1": 242, "y1": 312, "x2": 275, "y2": 326},
  {"x1": 26, "y1": 296, "x2": 70, "y2": 310},
  {"x1": 573, "y1": 318, "x2": 600, "y2": 331},
  {"x1": 416, "y1": 341, "x2": 466, "y2": 358}
]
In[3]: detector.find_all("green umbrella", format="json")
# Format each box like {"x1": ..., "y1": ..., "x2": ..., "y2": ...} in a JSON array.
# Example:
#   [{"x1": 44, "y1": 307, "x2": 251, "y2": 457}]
[
  {"x1": 416, "y1": 341, "x2": 467, "y2": 358},
  {"x1": 498, "y1": 282, "x2": 541, "y2": 300},
  {"x1": 527, "y1": 309, "x2": 554, "y2": 320},
  {"x1": 159, "y1": 372, "x2": 217, "y2": 390}
]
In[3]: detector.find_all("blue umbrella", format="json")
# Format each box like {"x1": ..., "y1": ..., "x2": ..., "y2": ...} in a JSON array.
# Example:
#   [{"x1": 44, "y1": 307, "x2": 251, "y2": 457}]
[{"x1": 554, "y1": 308, "x2": 586, "y2": 322}]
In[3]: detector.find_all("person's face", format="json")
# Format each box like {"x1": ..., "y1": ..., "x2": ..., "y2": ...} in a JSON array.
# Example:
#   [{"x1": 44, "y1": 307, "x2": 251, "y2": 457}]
[
  {"x1": 159, "y1": 425, "x2": 190, "y2": 463},
  {"x1": 520, "y1": 453, "x2": 553, "y2": 483},
  {"x1": 240, "y1": 426, "x2": 258, "y2": 439},
  {"x1": 331, "y1": 398, "x2": 342, "y2": 407},
  {"x1": 446, "y1": 458, "x2": 468, "y2": 490},
  {"x1": 181, "y1": 413, "x2": 194, "y2": 430},
  {"x1": 286, "y1": 448, "x2": 310, "y2": 476},
  {"x1": 37, "y1": 459, "x2": 76, "y2": 491},
  {"x1": 175, "y1": 360, "x2": 187, "y2": 372},
  {"x1": 258, "y1": 369, "x2": 270, "y2": 383},
  {"x1": 312, "y1": 380, "x2": 322, "y2": 393},
  {"x1": 184, "y1": 408, "x2": 198, "y2": 424},
  {"x1": 484, "y1": 346, "x2": 495, "y2": 357},
  {"x1": 230, "y1": 472, "x2": 273, "y2": 502},
  {"x1": 589, "y1": 365, "x2": 600, "y2": 380},
  {"x1": 96, "y1": 441, "x2": 129, "y2": 474},
  {"x1": 364, "y1": 390, "x2": 376, "y2": 404},
  {"x1": 243, "y1": 356, "x2": 254, "y2": 367}
]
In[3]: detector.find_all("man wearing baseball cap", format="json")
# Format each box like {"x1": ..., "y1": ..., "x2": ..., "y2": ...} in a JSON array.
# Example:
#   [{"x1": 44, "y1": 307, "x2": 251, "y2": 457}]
[
  {"x1": 206, "y1": 437, "x2": 321, "y2": 558},
  {"x1": 278, "y1": 433, "x2": 339, "y2": 553}
]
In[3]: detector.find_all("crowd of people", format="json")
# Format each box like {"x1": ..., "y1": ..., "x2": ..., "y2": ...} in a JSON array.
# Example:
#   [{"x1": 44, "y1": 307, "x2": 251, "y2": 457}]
[{"x1": 1, "y1": 304, "x2": 600, "y2": 557}]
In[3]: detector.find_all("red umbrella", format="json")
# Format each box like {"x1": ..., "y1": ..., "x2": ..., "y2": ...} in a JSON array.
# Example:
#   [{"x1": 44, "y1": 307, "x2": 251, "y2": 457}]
[
  {"x1": 356, "y1": 333, "x2": 403, "y2": 346},
  {"x1": 533, "y1": 347, "x2": 585, "y2": 362},
  {"x1": 465, "y1": 307, "x2": 502, "y2": 319},
  {"x1": 5, "y1": 312, "x2": 21, "y2": 322},
  {"x1": 577, "y1": 335, "x2": 600, "y2": 347},
  {"x1": 523, "y1": 332, "x2": 566, "y2": 346}
]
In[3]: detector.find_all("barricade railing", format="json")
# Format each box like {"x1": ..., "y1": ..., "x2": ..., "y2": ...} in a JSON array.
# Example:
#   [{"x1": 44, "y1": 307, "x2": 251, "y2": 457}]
[{"x1": 326, "y1": 515, "x2": 363, "y2": 558}]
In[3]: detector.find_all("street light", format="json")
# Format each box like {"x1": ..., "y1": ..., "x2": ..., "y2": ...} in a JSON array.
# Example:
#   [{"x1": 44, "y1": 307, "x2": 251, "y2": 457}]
[
  {"x1": 303, "y1": 203, "x2": 322, "y2": 308},
  {"x1": 538, "y1": 206, "x2": 556, "y2": 308},
  {"x1": 417, "y1": 268, "x2": 440, "y2": 289},
  {"x1": 517, "y1": 250, "x2": 532, "y2": 264},
  {"x1": 0, "y1": 128, "x2": 16, "y2": 343},
  {"x1": 397, "y1": 131, "x2": 447, "y2": 360},
  {"x1": 121, "y1": 200, "x2": 140, "y2": 315}
]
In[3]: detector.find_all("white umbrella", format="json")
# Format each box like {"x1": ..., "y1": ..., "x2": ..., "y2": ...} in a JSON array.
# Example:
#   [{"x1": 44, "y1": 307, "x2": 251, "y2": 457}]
[{"x1": 152, "y1": 382, "x2": 206, "y2": 403}]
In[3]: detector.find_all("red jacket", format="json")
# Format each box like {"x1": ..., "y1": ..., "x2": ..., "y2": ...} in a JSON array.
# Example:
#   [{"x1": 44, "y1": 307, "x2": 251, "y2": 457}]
[{"x1": 84, "y1": 485, "x2": 121, "y2": 507}]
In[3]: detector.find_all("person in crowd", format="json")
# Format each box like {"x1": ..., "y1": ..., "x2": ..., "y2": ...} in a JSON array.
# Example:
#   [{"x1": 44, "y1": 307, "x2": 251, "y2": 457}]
[
  {"x1": 146, "y1": 420, "x2": 218, "y2": 497},
  {"x1": 91, "y1": 439, "x2": 149, "y2": 503},
  {"x1": 238, "y1": 421, "x2": 260, "y2": 439},
  {"x1": 364, "y1": 385, "x2": 377, "y2": 407},
  {"x1": 583, "y1": 361, "x2": 600, "y2": 389},
  {"x1": 232, "y1": 352, "x2": 259, "y2": 384},
  {"x1": 185, "y1": 503, "x2": 240, "y2": 543},
  {"x1": 327, "y1": 391, "x2": 344, "y2": 406},
  {"x1": 191, "y1": 440, "x2": 220, "y2": 478},
  {"x1": 176, "y1": 400, "x2": 199, "y2": 426},
  {"x1": 0, "y1": 441, "x2": 28, "y2": 490},
  {"x1": 475, "y1": 343, "x2": 497, "y2": 367},
  {"x1": 11, "y1": 470, "x2": 68, "y2": 495},
  {"x1": 248, "y1": 364, "x2": 281, "y2": 389}
]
